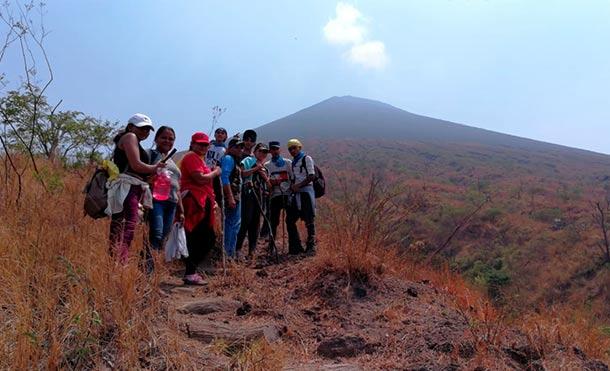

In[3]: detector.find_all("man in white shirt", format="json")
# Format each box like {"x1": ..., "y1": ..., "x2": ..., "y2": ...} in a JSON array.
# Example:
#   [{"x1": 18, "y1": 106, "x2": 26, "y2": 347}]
[
  {"x1": 264, "y1": 141, "x2": 293, "y2": 254},
  {"x1": 285, "y1": 138, "x2": 316, "y2": 254}
]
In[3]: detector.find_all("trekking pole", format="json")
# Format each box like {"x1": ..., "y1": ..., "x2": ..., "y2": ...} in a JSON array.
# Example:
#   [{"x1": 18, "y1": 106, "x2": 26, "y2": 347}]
[
  {"x1": 218, "y1": 171, "x2": 227, "y2": 277},
  {"x1": 252, "y1": 189, "x2": 278, "y2": 264},
  {"x1": 281, "y1": 195, "x2": 287, "y2": 256}
]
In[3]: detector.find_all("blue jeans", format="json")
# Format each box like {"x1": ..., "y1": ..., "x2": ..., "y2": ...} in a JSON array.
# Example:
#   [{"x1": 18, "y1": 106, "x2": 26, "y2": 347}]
[
  {"x1": 224, "y1": 200, "x2": 241, "y2": 258},
  {"x1": 149, "y1": 200, "x2": 178, "y2": 250}
]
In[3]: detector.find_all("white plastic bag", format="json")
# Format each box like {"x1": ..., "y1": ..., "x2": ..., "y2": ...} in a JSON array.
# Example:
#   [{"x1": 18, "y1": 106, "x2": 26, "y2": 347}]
[{"x1": 165, "y1": 222, "x2": 188, "y2": 262}]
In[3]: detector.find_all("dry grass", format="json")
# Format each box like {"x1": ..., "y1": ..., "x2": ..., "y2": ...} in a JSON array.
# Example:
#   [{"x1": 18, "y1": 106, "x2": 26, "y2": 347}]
[
  {"x1": 314, "y1": 174, "x2": 610, "y2": 365},
  {"x1": 212, "y1": 338, "x2": 285, "y2": 371},
  {"x1": 0, "y1": 161, "x2": 188, "y2": 369},
  {"x1": 517, "y1": 307, "x2": 610, "y2": 361},
  {"x1": 1, "y1": 160, "x2": 608, "y2": 368}
]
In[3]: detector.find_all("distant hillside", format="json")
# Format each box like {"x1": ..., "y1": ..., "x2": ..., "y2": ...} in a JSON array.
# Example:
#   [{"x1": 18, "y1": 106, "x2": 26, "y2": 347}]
[
  {"x1": 256, "y1": 95, "x2": 610, "y2": 325},
  {"x1": 255, "y1": 95, "x2": 605, "y2": 159}
]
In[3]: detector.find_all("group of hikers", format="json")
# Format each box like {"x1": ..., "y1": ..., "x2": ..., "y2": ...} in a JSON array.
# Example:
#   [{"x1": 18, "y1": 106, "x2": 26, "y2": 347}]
[{"x1": 105, "y1": 113, "x2": 318, "y2": 285}]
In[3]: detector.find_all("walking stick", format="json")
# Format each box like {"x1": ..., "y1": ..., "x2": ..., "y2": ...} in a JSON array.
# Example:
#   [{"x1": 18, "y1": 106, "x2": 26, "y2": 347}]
[
  {"x1": 218, "y1": 173, "x2": 227, "y2": 276},
  {"x1": 281, "y1": 195, "x2": 287, "y2": 256},
  {"x1": 252, "y1": 188, "x2": 278, "y2": 264}
]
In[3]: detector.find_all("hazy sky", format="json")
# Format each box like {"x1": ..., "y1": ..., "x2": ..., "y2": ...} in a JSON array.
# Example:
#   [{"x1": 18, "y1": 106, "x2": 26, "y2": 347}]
[{"x1": 2, "y1": 1, "x2": 610, "y2": 153}]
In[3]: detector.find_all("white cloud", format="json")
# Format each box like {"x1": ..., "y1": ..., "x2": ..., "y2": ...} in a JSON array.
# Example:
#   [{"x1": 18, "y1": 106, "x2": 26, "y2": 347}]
[
  {"x1": 347, "y1": 41, "x2": 388, "y2": 70},
  {"x1": 323, "y1": 3, "x2": 366, "y2": 45},
  {"x1": 323, "y1": 3, "x2": 388, "y2": 70}
]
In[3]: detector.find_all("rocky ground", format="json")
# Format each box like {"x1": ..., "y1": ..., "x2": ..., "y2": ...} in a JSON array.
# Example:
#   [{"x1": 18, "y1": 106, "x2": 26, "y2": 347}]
[{"x1": 153, "y1": 246, "x2": 609, "y2": 370}]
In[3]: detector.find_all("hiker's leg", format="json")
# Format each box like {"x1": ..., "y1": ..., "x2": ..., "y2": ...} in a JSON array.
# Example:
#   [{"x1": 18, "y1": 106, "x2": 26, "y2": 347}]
[
  {"x1": 184, "y1": 216, "x2": 213, "y2": 276},
  {"x1": 248, "y1": 203, "x2": 261, "y2": 255},
  {"x1": 114, "y1": 186, "x2": 142, "y2": 264},
  {"x1": 143, "y1": 200, "x2": 177, "y2": 273},
  {"x1": 161, "y1": 201, "x2": 177, "y2": 245},
  {"x1": 224, "y1": 200, "x2": 241, "y2": 258},
  {"x1": 301, "y1": 193, "x2": 316, "y2": 251},
  {"x1": 269, "y1": 197, "x2": 282, "y2": 248},
  {"x1": 149, "y1": 201, "x2": 164, "y2": 251},
  {"x1": 235, "y1": 193, "x2": 251, "y2": 253},
  {"x1": 286, "y1": 198, "x2": 303, "y2": 254}
]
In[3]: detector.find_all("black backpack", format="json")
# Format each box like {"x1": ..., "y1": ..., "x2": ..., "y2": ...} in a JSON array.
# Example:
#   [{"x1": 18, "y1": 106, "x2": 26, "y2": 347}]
[
  {"x1": 83, "y1": 168, "x2": 109, "y2": 219},
  {"x1": 298, "y1": 156, "x2": 325, "y2": 198}
]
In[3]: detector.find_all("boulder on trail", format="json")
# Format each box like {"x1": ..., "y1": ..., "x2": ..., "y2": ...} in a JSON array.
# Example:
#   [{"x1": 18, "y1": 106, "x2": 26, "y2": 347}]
[
  {"x1": 177, "y1": 298, "x2": 241, "y2": 315},
  {"x1": 185, "y1": 319, "x2": 281, "y2": 343},
  {"x1": 317, "y1": 336, "x2": 377, "y2": 359}
]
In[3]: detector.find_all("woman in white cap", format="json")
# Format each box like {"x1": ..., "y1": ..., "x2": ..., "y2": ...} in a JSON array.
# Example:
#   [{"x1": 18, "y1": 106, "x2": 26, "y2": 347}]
[{"x1": 107, "y1": 113, "x2": 166, "y2": 267}]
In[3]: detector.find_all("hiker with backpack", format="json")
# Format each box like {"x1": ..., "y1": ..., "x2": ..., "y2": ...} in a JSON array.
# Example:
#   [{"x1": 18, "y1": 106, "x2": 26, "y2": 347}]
[
  {"x1": 107, "y1": 114, "x2": 165, "y2": 265},
  {"x1": 236, "y1": 142, "x2": 271, "y2": 260},
  {"x1": 264, "y1": 141, "x2": 293, "y2": 255},
  {"x1": 179, "y1": 132, "x2": 221, "y2": 285},
  {"x1": 147, "y1": 126, "x2": 183, "y2": 256},
  {"x1": 286, "y1": 138, "x2": 317, "y2": 254},
  {"x1": 220, "y1": 136, "x2": 244, "y2": 259}
]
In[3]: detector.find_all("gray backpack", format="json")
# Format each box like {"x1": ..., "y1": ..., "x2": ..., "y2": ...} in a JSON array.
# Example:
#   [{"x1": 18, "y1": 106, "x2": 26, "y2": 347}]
[{"x1": 83, "y1": 169, "x2": 109, "y2": 219}]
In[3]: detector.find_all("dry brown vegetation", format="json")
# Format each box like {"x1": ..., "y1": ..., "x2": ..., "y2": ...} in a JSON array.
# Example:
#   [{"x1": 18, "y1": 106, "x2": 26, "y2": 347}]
[
  {"x1": 1, "y1": 158, "x2": 609, "y2": 369},
  {"x1": 0, "y1": 160, "x2": 190, "y2": 369}
]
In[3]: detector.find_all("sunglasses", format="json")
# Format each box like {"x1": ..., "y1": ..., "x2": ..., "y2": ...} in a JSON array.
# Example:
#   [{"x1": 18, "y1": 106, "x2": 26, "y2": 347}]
[{"x1": 288, "y1": 146, "x2": 299, "y2": 151}]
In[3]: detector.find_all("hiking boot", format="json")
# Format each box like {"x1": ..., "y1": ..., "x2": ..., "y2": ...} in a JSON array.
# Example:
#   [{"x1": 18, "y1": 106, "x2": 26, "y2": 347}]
[{"x1": 288, "y1": 245, "x2": 304, "y2": 255}]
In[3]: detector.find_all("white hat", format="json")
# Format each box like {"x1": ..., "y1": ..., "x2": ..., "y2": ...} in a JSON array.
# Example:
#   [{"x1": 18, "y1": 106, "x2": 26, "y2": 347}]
[{"x1": 127, "y1": 113, "x2": 154, "y2": 131}]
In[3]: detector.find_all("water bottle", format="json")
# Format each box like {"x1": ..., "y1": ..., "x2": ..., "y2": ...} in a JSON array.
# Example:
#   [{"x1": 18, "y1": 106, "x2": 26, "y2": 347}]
[{"x1": 153, "y1": 168, "x2": 171, "y2": 201}]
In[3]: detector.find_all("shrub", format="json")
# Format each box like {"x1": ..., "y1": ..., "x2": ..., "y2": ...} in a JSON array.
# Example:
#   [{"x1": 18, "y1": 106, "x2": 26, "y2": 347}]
[
  {"x1": 531, "y1": 207, "x2": 563, "y2": 223},
  {"x1": 463, "y1": 259, "x2": 511, "y2": 302},
  {"x1": 481, "y1": 207, "x2": 503, "y2": 223}
]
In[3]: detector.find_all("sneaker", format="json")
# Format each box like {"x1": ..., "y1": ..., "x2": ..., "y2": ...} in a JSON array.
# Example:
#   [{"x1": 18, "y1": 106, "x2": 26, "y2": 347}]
[{"x1": 183, "y1": 274, "x2": 206, "y2": 286}]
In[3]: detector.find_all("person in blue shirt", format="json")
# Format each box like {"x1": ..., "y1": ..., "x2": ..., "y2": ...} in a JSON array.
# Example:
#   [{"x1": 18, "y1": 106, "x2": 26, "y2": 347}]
[{"x1": 220, "y1": 137, "x2": 244, "y2": 258}]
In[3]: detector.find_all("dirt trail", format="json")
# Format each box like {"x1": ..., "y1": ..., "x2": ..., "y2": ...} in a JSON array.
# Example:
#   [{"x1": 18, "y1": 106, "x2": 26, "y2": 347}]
[{"x1": 157, "y1": 247, "x2": 609, "y2": 370}]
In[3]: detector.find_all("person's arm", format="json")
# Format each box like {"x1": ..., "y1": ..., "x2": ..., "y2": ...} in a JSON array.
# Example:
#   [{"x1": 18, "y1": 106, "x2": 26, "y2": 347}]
[
  {"x1": 191, "y1": 167, "x2": 221, "y2": 185},
  {"x1": 221, "y1": 156, "x2": 236, "y2": 209},
  {"x1": 258, "y1": 167, "x2": 272, "y2": 189},
  {"x1": 241, "y1": 161, "x2": 263, "y2": 177},
  {"x1": 120, "y1": 133, "x2": 162, "y2": 174}
]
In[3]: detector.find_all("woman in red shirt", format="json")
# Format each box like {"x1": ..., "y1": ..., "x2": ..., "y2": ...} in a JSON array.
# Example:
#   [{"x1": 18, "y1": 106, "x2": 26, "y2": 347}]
[{"x1": 179, "y1": 132, "x2": 221, "y2": 285}]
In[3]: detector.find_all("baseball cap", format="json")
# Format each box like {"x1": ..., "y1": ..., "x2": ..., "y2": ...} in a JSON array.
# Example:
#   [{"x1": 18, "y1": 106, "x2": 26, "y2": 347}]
[
  {"x1": 191, "y1": 132, "x2": 210, "y2": 144},
  {"x1": 268, "y1": 141, "x2": 281, "y2": 149},
  {"x1": 128, "y1": 113, "x2": 154, "y2": 131},
  {"x1": 215, "y1": 127, "x2": 227, "y2": 134},
  {"x1": 228, "y1": 137, "x2": 244, "y2": 148},
  {"x1": 254, "y1": 143, "x2": 269, "y2": 152},
  {"x1": 287, "y1": 138, "x2": 302, "y2": 149}
]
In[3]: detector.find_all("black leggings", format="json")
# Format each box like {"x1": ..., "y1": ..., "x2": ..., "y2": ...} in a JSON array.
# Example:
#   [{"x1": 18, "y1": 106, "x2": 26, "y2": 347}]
[
  {"x1": 286, "y1": 192, "x2": 315, "y2": 252},
  {"x1": 184, "y1": 202, "x2": 215, "y2": 276},
  {"x1": 236, "y1": 190, "x2": 261, "y2": 254}
]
